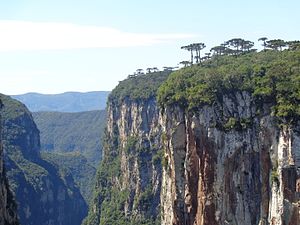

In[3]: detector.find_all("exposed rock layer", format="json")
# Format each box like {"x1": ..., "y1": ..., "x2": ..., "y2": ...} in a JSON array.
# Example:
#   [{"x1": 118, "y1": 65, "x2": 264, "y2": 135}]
[
  {"x1": 107, "y1": 97, "x2": 162, "y2": 220},
  {"x1": 160, "y1": 91, "x2": 300, "y2": 225},
  {"x1": 85, "y1": 97, "x2": 163, "y2": 224}
]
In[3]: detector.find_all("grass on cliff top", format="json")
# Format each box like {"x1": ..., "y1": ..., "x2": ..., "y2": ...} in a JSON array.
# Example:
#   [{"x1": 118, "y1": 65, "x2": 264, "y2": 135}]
[
  {"x1": 157, "y1": 49, "x2": 300, "y2": 122},
  {"x1": 108, "y1": 70, "x2": 171, "y2": 105}
]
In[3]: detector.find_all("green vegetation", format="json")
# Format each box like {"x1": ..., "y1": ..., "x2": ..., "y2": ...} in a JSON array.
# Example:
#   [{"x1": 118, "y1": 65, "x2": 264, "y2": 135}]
[
  {"x1": 41, "y1": 151, "x2": 96, "y2": 203},
  {"x1": 0, "y1": 94, "x2": 88, "y2": 225},
  {"x1": 124, "y1": 136, "x2": 138, "y2": 154},
  {"x1": 271, "y1": 169, "x2": 280, "y2": 186},
  {"x1": 158, "y1": 49, "x2": 300, "y2": 124},
  {"x1": 85, "y1": 127, "x2": 160, "y2": 223},
  {"x1": 97, "y1": 188, "x2": 130, "y2": 225},
  {"x1": 85, "y1": 37, "x2": 300, "y2": 224},
  {"x1": 224, "y1": 117, "x2": 238, "y2": 131},
  {"x1": 271, "y1": 161, "x2": 280, "y2": 186},
  {"x1": 152, "y1": 149, "x2": 163, "y2": 165},
  {"x1": 108, "y1": 71, "x2": 171, "y2": 106},
  {"x1": 33, "y1": 110, "x2": 106, "y2": 166},
  {"x1": 181, "y1": 43, "x2": 206, "y2": 64},
  {"x1": 84, "y1": 128, "x2": 161, "y2": 224},
  {"x1": 223, "y1": 117, "x2": 252, "y2": 131}
]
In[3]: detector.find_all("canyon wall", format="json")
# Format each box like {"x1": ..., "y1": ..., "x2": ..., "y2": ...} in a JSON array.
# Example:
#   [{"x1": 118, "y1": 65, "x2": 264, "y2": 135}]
[
  {"x1": 160, "y1": 91, "x2": 300, "y2": 225},
  {"x1": 84, "y1": 71, "x2": 170, "y2": 225},
  {"x1": 0, "y1": 94, "x2": 87, "y2": 225},
  {"x1": 0, "y1": 99, "x2": 19, "y2": 225}
]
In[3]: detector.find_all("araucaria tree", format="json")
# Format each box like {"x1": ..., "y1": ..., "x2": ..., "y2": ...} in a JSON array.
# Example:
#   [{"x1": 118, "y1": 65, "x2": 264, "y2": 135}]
[
  {"x1": 181, "y1": 43, "x2": 206, "y2": 64},
  {"x1": 193, "y1": 43, "x2": 206, "y2": 64},
  {"x1": 179, "y1": 61, "x2": 190, "y2": 67},
  {"x1": 266, "y1": 39, "x2": 286, "y2": 51},
  {"x1": 210, "y1": 45, "x2": 228, "y2": 56},
  {"x1": 258, "y1": 37, "x2": 268, "y2": 50},
  {"x1": 181, "y1": 44, "x2": 194, "y2": 64}
]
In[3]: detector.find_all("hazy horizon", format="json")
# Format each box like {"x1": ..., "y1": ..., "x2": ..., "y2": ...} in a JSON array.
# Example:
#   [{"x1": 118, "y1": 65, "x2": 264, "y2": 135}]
[{"x1": 10, "y1": 90, "x2": 111, "y2": 96}]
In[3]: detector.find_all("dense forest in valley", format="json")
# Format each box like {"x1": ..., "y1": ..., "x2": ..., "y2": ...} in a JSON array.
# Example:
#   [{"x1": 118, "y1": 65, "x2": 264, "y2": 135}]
[{"x1": 33, "y1": 110, "x2": 106, "y2": 167}]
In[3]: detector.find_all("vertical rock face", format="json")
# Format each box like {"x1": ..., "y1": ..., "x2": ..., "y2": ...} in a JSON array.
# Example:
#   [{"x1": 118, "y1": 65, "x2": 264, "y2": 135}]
[
  {"x1": 84, "y1": 71, "x2": 170, "y2": 225},
  {"x1": 87, "y1": 97, "x2": 162, "y2": 224},
  {"x1": 0, "y1": 100, "x2": 19, "y2": 225},
  {"x1": 0, "y1": 94, "x2": 87, "y2": 225},
  {"x1": 160, "y1": 91, "x2": 300, "y2": 225},
  {"x1": 110, "y1": 98, "x2": 162, "y2": 219}
]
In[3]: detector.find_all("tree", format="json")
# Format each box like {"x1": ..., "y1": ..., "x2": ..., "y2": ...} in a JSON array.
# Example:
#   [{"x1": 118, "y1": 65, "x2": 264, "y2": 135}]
[
  {"x1": 286, "y1": 41, "x2": 300, "y2": 50},
  {"x1": 242, "y1": 40, "x2": 255, "y2": 52},
  {"x1": 146, "y1": 68, "x2": 153, "y2": 74},
  {"x1": 179, "y1": 61, "x2": 190, "y2": 67},
  {"x1": 205, "y1": 52, "x2": 211, "y2": 58},
  {"x1": 266, "y1": 39, "x2": 286, "y2": 51},
  {"x1": 258, "y1": 37, "x2": 268, "y2": 50},
  {"x1": 210, "y1": 45, "x2": 227, "y2": 56},
  {"x1": 193, "y1": 43, "x2": 206, "y2": 63},
  {"x1": 136, "y1": 69, "x2": 144, "y2": 75},
  {"x1": 163, "y1": 66, "x2": 178, "y2": 71},
  {"x1": 181, "y1": 44, "x2": 194, "y2": 64},
  {"x1": 152, "y1": 67, "x2": 159, "y2": 72},
  {"x1": 224, "y1": 48, "x2": 235, "y2": 56},
  {"x1": 225, "y1": 38, "x2": 245, "y2": 55},
  {"x1": 223, "y1": 38, "x2": 254, "y2": 55}
]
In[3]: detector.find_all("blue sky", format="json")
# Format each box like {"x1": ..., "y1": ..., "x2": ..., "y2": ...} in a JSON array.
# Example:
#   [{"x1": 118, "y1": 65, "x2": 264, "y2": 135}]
[{"x1": 0, "y1": 0, "x2": 299, "y2": 94}]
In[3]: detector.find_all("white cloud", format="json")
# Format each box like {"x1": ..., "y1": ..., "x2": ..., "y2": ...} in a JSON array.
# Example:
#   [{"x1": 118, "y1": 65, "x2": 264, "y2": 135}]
[{"x1": 0, "y1": 20, "x2": 194, "y2": 51}]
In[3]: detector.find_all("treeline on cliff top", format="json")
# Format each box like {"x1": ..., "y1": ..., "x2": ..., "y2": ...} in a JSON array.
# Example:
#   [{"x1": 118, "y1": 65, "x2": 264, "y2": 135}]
[{"x1": 109, "y1": 37, "x2": 300, "y2": 123}]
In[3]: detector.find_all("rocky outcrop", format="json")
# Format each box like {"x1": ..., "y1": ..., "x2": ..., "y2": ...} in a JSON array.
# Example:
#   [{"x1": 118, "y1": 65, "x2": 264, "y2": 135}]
[
  {"x1": 160, "y1": 91, "x2": 300, "y2": 225},
  {"x1": 85, "y1": 53, "x2": 300, "y2": 225},
  {"x1": 84, "y1": 71, "x2": 170, "y2": 225},
  {"x1": 108, "y1": 97, "x2": 162, "y2": 219},
  {"x1": 85, "y1": 97, "x2": 163, "y2": 224},
  {"x1": 0, "y1": 94, "x2": 87, "y2": 225},
  {"x1": 0, "y1": 100, "x2": 19, "y2": 225}
]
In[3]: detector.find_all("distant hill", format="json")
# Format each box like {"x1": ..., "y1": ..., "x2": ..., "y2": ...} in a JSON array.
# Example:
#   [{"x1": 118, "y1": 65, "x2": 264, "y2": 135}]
[
  {"x1": 11, "y1": 91, "x2": 110, "y2": 112},
  {"x1": 32, "y1": 110, "x2": 106, "y2": 167}
]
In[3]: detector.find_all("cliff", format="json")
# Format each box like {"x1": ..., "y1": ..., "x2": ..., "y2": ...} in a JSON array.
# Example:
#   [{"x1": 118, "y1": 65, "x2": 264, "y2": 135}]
[
  {"x1": 160, "y1": 93, "x2": 300, "y2": 225},
  {"x1": 158, "y1": 50, "x2": 300, "y2": 224},
  {"x1": 84, "y1": 71, "x2": 170, "y2": 225},
  {"x1": 86, "y1": 49, "x2": 300, "y2": 225},
  {"x1": 0, "y1": 100, "x2": 19, "y2": 225},
  {"x1": 0, "y1": 94, "x2": 87, "y2": 225}
]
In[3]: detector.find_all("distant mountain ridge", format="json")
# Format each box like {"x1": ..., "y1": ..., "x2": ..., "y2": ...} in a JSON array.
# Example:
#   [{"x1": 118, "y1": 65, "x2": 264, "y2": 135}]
[{"x1": 11, "y1": 91, "x2": 110, "y2": 112}]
